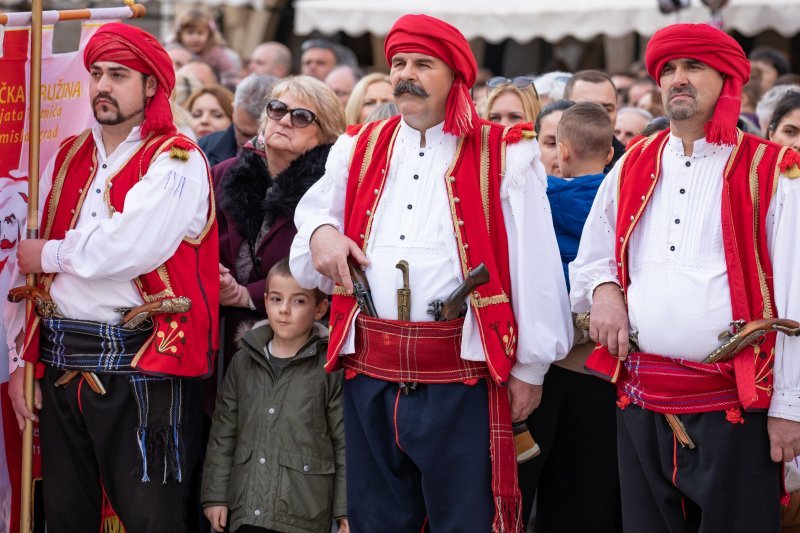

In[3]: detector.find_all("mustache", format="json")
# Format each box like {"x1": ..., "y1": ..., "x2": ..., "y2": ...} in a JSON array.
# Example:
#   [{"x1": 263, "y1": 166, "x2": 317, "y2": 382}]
[
  {"x1": 93, "y1": 93, "x2": 119, "y2": 108},
  {"x1": 668, "y1": 86, "x2": 697, "y2": 99},
  {"x1": 394, "y1": 80, "x2": 429, "y2": 98}
]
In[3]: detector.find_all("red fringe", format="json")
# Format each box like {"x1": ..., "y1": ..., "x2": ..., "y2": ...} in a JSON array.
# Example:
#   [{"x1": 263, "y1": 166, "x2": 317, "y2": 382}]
[
  {"x1": 616, "y1": 394, "x2": 631, "y2": 410},
  {"x1": 724, "y1": 407, "x2": 745, "y2": 424},
  {"x1": 501, "y1": 122, "x2": 534, "y2": 145},
  {"x1": 443, "y1": 80, "x2": 479, "y2": 137},
  {"x1": 463, "y1": 377, "x2": 479, "y2": 386},
  {"x1": 779, "y1": 147, "x2": 800, "y2": 173},
  {"x1": 492, "y1": 494, "x2": 522, "y2": 533},
  {"x1": 346, "y1": 124, "x2": 365, "y2": 137},
  {"x1": 704, "y1": 120, "x2": 738, "y2": 146},
  {"x1": 141, "y1": 91, "x2": 176, "y2": 137},
  {"x1": 170, "y1": 137, "x2": 196, "y2": 152}
]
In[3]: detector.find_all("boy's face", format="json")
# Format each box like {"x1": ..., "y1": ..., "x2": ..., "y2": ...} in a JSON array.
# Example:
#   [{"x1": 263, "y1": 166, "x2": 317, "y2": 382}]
[{"x1": 265, "y1": 274, "x2": 327, "y2": 343}]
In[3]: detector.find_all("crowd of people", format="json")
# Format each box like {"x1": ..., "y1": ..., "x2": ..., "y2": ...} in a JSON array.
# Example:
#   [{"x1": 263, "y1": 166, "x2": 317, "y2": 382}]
[{"x1": 5, "y1": 6, "x2": 800, "y2": 533}]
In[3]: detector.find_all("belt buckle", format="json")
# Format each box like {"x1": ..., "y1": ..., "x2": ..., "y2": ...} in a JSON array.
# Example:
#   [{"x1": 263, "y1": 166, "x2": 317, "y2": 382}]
[{"x1": 399, "y1": 382, "x2": 418, "y2": 395}]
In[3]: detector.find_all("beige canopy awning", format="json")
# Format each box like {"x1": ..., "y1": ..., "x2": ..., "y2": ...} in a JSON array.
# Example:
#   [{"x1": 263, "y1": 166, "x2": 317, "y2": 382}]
[{"x1": 294, "y1": 0, "x2": 800, "y2": 42}]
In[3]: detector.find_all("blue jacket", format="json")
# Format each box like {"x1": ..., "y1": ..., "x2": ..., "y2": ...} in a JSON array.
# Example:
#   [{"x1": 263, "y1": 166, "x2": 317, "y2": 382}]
[{"x1": 546, "y1": 173, "x2": 605, "y2": 290}]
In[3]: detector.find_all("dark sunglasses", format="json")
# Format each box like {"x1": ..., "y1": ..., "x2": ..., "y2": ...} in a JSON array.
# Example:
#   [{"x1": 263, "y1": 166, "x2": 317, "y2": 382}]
[
  {"x1": 487, "y1": 76, "x2": 536, "y2": 89},
  {"x1": 266, "y1": 99, "x2": 320, "y2": 129}
]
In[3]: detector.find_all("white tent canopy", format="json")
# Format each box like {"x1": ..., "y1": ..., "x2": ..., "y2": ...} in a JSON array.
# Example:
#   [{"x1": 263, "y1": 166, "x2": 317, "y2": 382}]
[{"x1": 295, "y1": 0, "x2": 800, "y2": 42}]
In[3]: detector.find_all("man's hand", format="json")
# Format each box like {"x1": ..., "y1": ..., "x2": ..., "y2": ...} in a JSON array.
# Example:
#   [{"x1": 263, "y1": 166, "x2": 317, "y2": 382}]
[
  {"x1": 8, "y1": 366, "x2": 41, "y2": 432},
  {"x1": 17, "y1": 239, "x2": 47, "y2": 275},
  {"x1": 337, "y1": 517, "x2": 350, "y2": 533},
  {"x1": 507, "y1": 375, "x2": 543, "y2": 422},
  {"x1": 203, "y1": 505, "x2": 228, "y2": 533},
  {"x1": 590, "y1": 282, "x2": 631, "y2": 359},
  {"x1": 219, "y1": 268, "x2": 250, "y2": 308},
  {"x1": 768, "y1": 416, "x2": 800, "y2": 462},
  {"x1": 309, "y1": 225, "x2": 369, "y2": 294}
]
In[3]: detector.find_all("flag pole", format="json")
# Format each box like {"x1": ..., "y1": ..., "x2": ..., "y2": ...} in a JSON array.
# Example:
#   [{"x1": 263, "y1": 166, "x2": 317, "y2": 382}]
[{"x1": 19, "y1": 0, "x2": 43, "y2": 527}]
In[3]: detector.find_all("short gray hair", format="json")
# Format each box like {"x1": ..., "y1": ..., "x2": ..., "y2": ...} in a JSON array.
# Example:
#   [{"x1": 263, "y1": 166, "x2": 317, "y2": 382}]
[
  {"x1": 617, "y1": 107, "x2": 653, "y2": 121},
  {"x1": 756, "y1": 84, "x2": 800, "y2": 135},
  {"x1": 234, "y1": 74, "x2": 279, "y2": 120}
]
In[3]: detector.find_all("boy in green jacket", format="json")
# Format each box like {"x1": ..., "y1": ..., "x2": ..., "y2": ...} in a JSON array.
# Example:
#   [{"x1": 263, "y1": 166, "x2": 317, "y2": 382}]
[{"x1": 202, "y1": 258, "x2": 348, "y2": 533}]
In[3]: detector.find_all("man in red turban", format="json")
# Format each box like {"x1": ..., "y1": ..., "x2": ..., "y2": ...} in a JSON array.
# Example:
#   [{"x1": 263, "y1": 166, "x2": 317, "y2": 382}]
[
  {"x1": 291, "y1": 13, "x2": 572, "y2": 533},
  {"x1": 9, "y1": 22, "x2": 218, "y2": 532},
  {"x1": 572, "y1": 22, "x2": 800, "y2": 532}
]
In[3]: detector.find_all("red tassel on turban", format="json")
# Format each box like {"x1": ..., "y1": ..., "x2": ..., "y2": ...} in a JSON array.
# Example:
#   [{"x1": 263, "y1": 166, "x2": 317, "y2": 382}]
[
  {"x1": 384, "y1": 14, "x2": 479, "y2": 137},
  {"x1": 645, "y1": 23, "x2": 749, "y2": 146},
  {"x1": 83, "y1": 23, "x2": 176, "y2": 137}
]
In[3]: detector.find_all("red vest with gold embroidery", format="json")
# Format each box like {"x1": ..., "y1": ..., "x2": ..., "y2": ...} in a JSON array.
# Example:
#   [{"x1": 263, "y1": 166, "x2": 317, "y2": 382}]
[
  {"x1": 586, "y1": 129, "x2": 800, "y2": 410},
  {"x1": 22, "y1": 129, "x2": 219, "y2": 379},
  {"x1": 327, "y1": 116, "x2": 530, "y2": 385}
]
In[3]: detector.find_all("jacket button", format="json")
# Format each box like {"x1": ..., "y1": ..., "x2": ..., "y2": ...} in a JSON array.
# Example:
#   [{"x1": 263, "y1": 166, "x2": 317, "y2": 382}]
[
  {"x1": 453, "y1": 197, "x2": 460, "y2": 203},
  {"x1": 617, "y1": 262, "x2": 623, "y2": 267},
  {"x1": 359, "y1": 234, "x2": 365, "y2": 239},
  {"x1": 458, "y1": 220, "x2": 464, "y2": 226},
  {"x1": 629, "y1": 215, "x2": 634, "y2": 221},
  {"x1": 259, "y1": 457, "x2": 266, "y2": 464},
  {"x1": 640, "y1": 195, "x2": 645, "y2": 201},
  {"x1": 619, "y1": 237, "x2": 624, "y2": 243},
  {"x1": 268, "y1": 407, "x2": 275, "y2": 414},
  {"x1": 366, "y1": 210, "x2": 372, "y2": 216},
  {"x1": 373, "y1": 189, "x2": 379, "y2": 195},
  {"x1": 303, "y1": 465, "x2": 310, "y2": 472},
  {"x1": 254, "y1": 510, "x2": 261, "y2": 516}
]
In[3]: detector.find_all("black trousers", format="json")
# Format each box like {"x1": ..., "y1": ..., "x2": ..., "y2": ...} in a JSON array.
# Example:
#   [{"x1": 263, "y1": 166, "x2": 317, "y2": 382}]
[
  {"x1": 343, "y1": 374, "x2": 494, "y2": 532},
  {"x1": 618, "y1": 404, "x2": 782, "y2": 533},
  {"x1": 518, "y1": 365, "x2": 622, "y2": 532},
  {"x1": 39, "y1": 365, "x2": 203, "y2": 533}
]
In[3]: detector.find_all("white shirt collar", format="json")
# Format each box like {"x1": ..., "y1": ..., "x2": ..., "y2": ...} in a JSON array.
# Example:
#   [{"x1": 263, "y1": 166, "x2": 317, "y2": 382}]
[
  {"x1": 91, "y1": 123, "x2": 144, "y2": 159},
  {"x1": 398, "y1": 118, "x2": 448, "y2": 148},
  {"x1": 667, "y1": 132, "x2": 724, "y2": 159}
]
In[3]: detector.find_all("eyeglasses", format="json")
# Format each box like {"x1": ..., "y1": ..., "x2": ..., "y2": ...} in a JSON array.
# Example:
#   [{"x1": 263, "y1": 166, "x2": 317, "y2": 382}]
[
  {"x1": 266, "y1": 99, "x2": 320, "y2": 129},
  {"x1": 487, "y1": 76, "x2": 536, "y2": 89}
]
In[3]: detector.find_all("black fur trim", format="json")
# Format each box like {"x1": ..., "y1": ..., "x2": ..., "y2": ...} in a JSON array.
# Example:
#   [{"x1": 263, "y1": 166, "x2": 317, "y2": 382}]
[{"x1": 219, "y1": 144, "x2": 332, "y2": 243}]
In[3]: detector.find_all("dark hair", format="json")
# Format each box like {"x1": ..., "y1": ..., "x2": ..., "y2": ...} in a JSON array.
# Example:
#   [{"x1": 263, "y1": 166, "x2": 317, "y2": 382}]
[
  {"x1": 563, "y1": 70, "x2": 616, "y2": 100},
  {"x1": 300, "y1": 38, "x2": 359, "y2": 69},
  {"x1": 267, "y1": 257, "x2": 326, "y2": 303},
  {"x1": 535, "y1": 99, "x2": 574, "y2": 136},
  {"x1": 749, "y1": 47, "x2": 790, "y2": 77},
  {"x1": 769, "y1": 92, "x2": 800, "y2": 133},
  {"x1": 774, "y1": 74, "x2": 800, "y2": 87},
  {"x1": 557, "y1": 102, "x2": 612, "y2": 161},
  {"x1": 642, "y1": 116, "x2": 669, "y2": 136}
]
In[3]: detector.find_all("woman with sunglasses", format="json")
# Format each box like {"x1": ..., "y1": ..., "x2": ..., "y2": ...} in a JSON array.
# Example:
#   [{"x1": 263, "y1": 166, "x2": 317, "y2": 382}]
[
  {"x1": 484, "y1": 76, "x2": 542, "y2": 128},
  {"x1": 214, "y1": 76, "x2": 345, "y2": 365}
]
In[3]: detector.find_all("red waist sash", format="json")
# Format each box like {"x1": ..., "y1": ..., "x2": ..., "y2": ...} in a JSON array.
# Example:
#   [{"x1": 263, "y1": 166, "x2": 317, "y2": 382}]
[
  {"x1": 618, "y1": 352, "x2": 762, "y2": 414},
  {"x1": 343, "y1": 314, "x2": 522, "y2": 532}
]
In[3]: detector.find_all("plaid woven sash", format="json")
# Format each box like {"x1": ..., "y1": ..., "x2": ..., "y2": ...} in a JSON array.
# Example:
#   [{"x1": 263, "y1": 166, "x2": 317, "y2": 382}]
[
  {"x1": 39, "y1": 317, "x2": 185, "y2": 483},
  {"x1": 619, "y1": 352, "x2": 745, "y2": 414},
  {"x1": 343, "y1": 314, "x2": 522, "y2": 532}
]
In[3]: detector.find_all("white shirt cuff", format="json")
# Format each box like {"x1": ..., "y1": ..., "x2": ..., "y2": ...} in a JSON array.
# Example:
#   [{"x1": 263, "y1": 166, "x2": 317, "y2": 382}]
[
  {"x1": 768, "y1": 391, "x2": 800, "y2": 422},
  {"x1": 510, "y1": 361, "x2": 550, "y2": 386},
  {"x1": 298, "y1": 216, "x2": 342, "y2": 243},
  {"x1": 41, "y1": 239, "x2": 64, "y2": 273},
  {"x1": 8, "y1": 346, "x2": 23, "y2": 374},
  {"x1": 588, "y1": 277, "x2": 621, "y2": 306}
]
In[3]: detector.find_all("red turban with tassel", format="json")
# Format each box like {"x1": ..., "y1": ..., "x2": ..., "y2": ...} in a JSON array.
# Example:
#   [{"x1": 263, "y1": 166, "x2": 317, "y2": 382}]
[
  {"x1": 83, "y1": 23, "x2": 176, "y2": 137},
  {"x1": 645, "y1": 23, "x2": 749, "y2": 146},
  {"x1": 385, "y1": 14, "x2": 479, "y2": 137}
]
